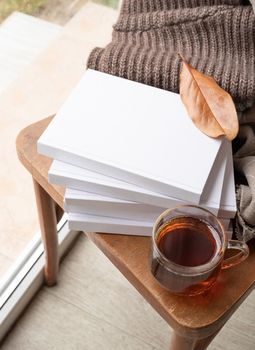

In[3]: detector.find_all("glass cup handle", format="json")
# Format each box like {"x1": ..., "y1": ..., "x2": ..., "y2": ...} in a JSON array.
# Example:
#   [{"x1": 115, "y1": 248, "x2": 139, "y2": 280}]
[{"x1": 222, "y1": 240, "x2": 249, "y2": 269}]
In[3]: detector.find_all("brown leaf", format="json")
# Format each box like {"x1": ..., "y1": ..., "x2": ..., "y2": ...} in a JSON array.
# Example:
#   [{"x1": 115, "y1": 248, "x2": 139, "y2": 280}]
[{"x1": 179, "y1": 57, "x2": 239, "y2": 141}]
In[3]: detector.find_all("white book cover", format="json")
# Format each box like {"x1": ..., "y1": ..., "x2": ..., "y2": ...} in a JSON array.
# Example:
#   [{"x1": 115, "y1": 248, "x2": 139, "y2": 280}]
[
  {"x1": 50, "y1": 140, "x2": 231, "y2": 216},
  {"x1": 218, "y1": 142, "x2": 237, "y2": 218},
  {"x1": 38, "y1": 69, "x2": 223, "y2": 203},
  {"x1": 67, "y1": 141, "x2": 236, "y2": 237},
  {"x1": 68, "y1": 212, "x2": 231, "y2": 237},
  {"x1": 65, "y1": 142, "x2": 236, "y2": 221},
  {"x1": 65, "y1": 189, "x2": 166, "y2": 222},
  {"x1": 64, "y1": 138, "x2": 228, "y2": 220},
  {"x1": 68, "y1": 213, "x2": 153, "y2": 236}
]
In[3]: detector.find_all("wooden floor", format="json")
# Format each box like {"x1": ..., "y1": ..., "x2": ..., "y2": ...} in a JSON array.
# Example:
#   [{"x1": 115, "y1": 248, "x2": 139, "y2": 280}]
[
  {"x1": 0, "y1": 3, "x2": 117, "y2": 280},
  {"x1": 0, "y1": 12, "x2": 62, "y2": 279},
  {"x1": 0, "y1": 12, "x2": 61, "y2": 94},
  {"x1": 2, "y1": 233, "x2": 255, "y2": 350}
]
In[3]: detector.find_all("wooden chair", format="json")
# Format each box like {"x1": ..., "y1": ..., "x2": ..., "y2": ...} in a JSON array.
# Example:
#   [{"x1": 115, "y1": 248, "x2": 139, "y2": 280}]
[{"x1": 16, "y1": 115, "x2": 255, "y2": 350}]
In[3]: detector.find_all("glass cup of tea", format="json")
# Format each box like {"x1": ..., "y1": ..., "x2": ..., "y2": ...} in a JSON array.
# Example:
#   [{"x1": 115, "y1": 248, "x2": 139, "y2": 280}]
[{"x1": 150, "y1": 205, "x2": 249, "y2": 296}]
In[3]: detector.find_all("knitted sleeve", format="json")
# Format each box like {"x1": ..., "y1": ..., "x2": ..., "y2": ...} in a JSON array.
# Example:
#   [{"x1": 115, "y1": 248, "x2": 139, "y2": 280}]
[{"x1": 87, "y1": 0, "x2": 255, "y2": 111}]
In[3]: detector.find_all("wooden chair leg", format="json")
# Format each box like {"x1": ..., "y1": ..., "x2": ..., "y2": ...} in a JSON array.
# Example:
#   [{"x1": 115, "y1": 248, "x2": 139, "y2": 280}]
[
  {"x1": 170, "y1": 329, "x2": 220, "y2": 350},
  {"x1": 33, "y1": 179, "x2": 58, "y2": 286}
]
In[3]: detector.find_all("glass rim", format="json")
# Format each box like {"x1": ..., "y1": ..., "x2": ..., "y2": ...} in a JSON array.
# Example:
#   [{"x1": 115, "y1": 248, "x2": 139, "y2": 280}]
[{"x1": 152, "y1": 204, "x2": 227, "y2": 275}]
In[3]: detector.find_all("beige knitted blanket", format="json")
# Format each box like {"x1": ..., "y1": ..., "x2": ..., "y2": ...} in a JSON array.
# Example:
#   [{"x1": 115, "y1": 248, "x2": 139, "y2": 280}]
[
  {"x1": 235, "y1": 107, "x2": 255, "y2": 241},
  {"x1": 87, "y1": 0, "x2": 255, "y2": 241}
]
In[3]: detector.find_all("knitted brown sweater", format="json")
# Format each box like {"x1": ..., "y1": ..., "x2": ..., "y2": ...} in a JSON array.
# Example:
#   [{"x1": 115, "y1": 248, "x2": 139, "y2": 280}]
[{"x1": 87, "y1": 0, "x2": 255, "y2": 111}]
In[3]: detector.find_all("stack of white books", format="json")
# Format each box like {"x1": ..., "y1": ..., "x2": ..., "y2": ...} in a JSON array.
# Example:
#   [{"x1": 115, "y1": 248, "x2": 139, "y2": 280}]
[{"x1": 38, "y1": 69, "x2": 236, "y2": 237}]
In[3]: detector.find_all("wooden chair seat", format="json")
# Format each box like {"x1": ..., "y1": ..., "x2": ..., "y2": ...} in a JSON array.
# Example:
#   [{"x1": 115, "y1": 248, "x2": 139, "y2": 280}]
[{"x1": 16, "y1": 115, "x2": 255, "y2": 349}]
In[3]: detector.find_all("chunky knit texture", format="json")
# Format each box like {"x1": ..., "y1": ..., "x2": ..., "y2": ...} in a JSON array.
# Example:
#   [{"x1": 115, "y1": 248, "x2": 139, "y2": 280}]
[{"x1": 87, "y1": 0, "x2": 255, "y2": 111}]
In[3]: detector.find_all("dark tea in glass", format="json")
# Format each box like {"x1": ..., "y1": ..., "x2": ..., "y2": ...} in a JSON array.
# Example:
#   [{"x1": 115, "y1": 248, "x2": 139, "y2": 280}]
[{"x1": 150, "y1": 206, "x2": 249, "y2": 296}]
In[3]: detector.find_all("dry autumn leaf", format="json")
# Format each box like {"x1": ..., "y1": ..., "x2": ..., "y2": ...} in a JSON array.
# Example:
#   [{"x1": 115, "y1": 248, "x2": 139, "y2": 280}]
[{"x1": 179, "y1": 57, "x2": 239, "y2": 141}]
